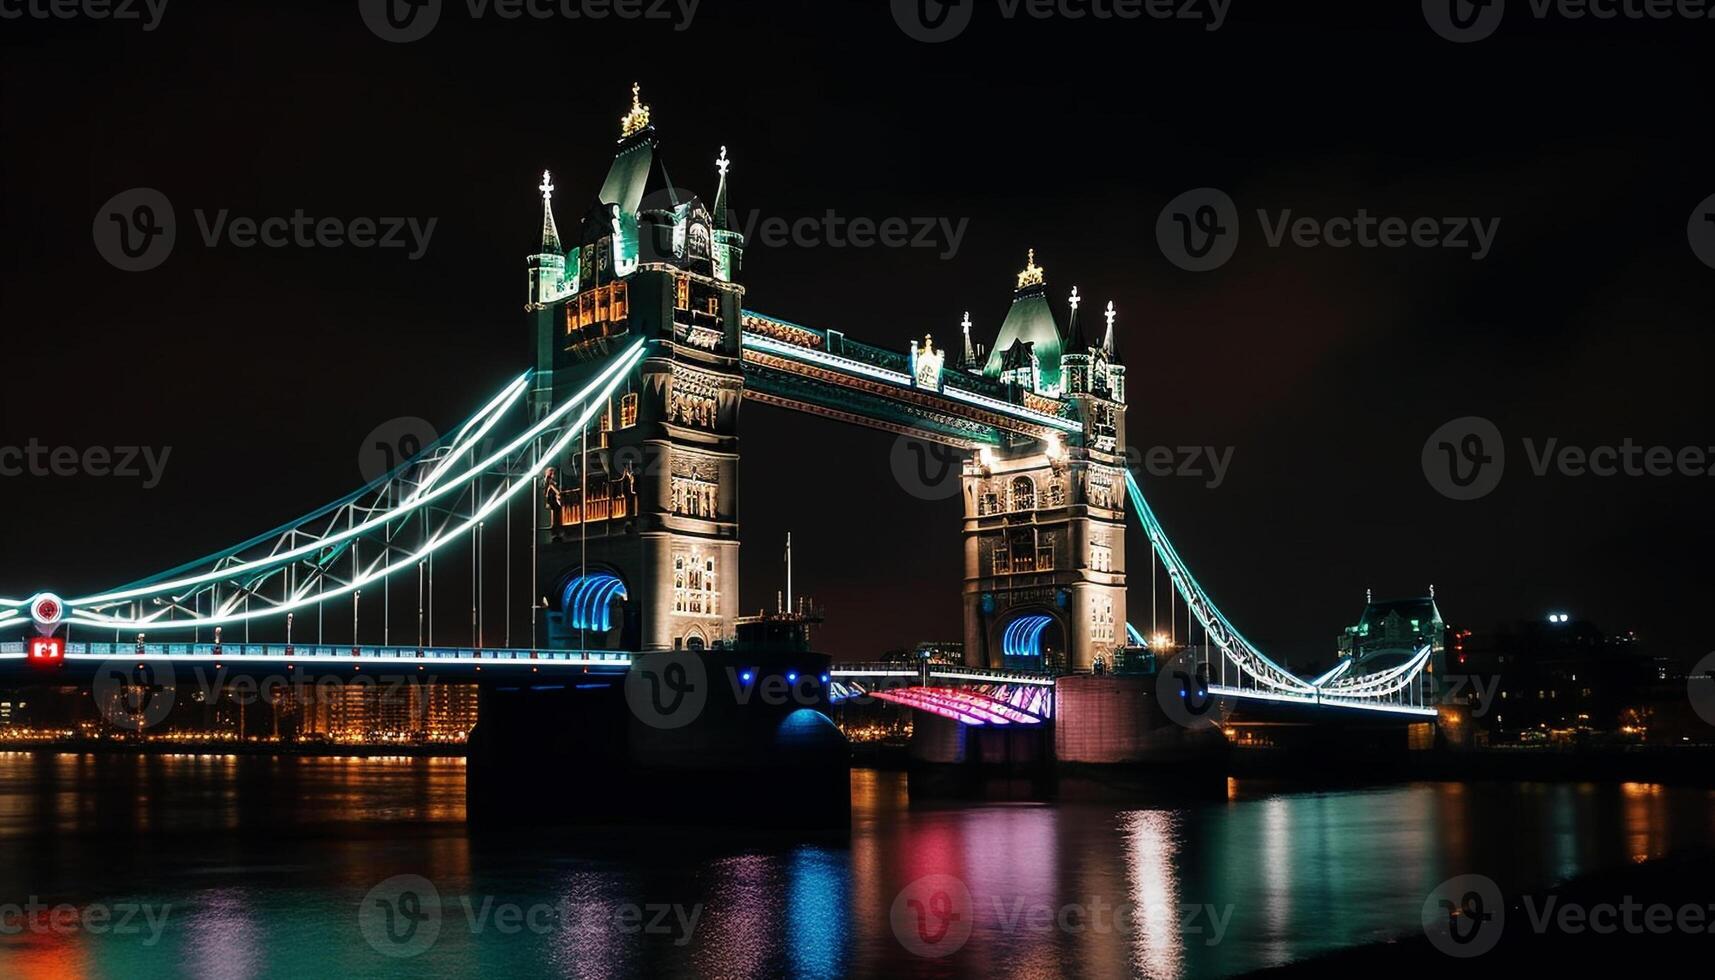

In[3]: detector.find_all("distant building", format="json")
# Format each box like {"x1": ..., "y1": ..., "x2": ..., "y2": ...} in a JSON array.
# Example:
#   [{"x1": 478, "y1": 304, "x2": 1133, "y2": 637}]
[
  {"x1": 880, "y1": 642, "x2": 964, "y2": 667},
  {"x1": 1456, "y1": 614, "x2": 1658, "y2": 740},
  {"x1": 1336, "y1": 591, "x2": 1449, "y2": 696}
]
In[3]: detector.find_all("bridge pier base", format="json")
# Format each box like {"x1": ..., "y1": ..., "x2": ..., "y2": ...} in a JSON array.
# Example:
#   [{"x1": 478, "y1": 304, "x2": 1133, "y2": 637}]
[
  {"x1": 1053, "y1": 674, "x2": 1229, "y2": 769},
  {"x1": 467, "y1": 650, "x2": 850, "y2": 833}
]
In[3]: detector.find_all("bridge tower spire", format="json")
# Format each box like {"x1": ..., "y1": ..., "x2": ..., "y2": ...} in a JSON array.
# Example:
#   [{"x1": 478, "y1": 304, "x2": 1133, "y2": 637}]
[
  {"x1": 963, "y1": 270, "x2": 1128, "y2": 673},
  {"x1": 711, "y1": 146, "x2": 745, "y2": 282},
  {"x1": 531, "y1": 90, "x2": 745, "y2": 653},
  {"x1": 527, "y1": 170, "x2": 572, "y2": 314}
]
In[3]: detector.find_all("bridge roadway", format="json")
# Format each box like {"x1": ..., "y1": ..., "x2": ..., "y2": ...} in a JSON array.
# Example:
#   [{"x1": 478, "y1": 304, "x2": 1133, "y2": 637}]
[{"x1": 0, "y1": 641, "x2": 632, "y2": 681}]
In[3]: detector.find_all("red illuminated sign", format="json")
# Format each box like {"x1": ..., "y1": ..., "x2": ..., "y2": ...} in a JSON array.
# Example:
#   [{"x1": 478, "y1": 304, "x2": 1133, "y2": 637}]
[{"x1": 28, "y1": 636, "x2": 65, "y2": 666}]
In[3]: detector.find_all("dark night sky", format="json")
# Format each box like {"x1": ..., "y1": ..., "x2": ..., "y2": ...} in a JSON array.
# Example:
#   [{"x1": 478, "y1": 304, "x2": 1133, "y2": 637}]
[{"x1": 1, "y1": 1, "x2": 1711, "y2": 665}]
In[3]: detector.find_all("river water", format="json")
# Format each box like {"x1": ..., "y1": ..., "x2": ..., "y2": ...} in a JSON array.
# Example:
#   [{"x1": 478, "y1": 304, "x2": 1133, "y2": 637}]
[{"x1": 0, "y1": 752, "x2": 1710, "y2": 978}]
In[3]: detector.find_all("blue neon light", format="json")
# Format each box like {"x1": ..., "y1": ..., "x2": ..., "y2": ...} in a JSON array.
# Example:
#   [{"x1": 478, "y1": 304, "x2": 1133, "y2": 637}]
[
  {"x1": 561, "y1": 573, "x2": 628, "y2": 631},
  {"x1": 1002, "y1": 615, "x2": 1054, "y2": 659}
]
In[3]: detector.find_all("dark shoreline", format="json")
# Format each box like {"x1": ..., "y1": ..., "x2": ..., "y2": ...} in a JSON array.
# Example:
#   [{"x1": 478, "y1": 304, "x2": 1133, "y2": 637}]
[{"x1": 1245, "y1": 849, "x2": 1715, "y2": 976}]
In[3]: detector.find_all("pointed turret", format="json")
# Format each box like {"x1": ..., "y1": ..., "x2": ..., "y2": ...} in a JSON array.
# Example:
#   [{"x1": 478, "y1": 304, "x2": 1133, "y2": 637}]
[
  {"x1": 1065, "y1": 285, "x2": 1083, "y2": 348},
  {"x1": 713, "y1": 146, "x2": 731, "y2": 231},
  {"x1": 1101, "y1": 301, "x2": 1126, "y2": 403},
  {"x1": 982, "y1": 249, "x2": 1065, "y2": 392},
  {"x1": 526, "y1": 170, "x2": 572, "y2": 311},
  {"x1": 538, "y1": 170, "x2": 563, "y2": 254},
  {"x1": 712, "y1": 145, "x2": 745, "y2": 282},
  {"x1": 958, "y1": 311, "x2": 982, "y2": 371}
]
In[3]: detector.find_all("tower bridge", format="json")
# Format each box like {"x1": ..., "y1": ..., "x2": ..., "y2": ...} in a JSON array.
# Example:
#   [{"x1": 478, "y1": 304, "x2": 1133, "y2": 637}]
[{"x1": 1, "y1": 87, "x2": 1447, "y2": 809}]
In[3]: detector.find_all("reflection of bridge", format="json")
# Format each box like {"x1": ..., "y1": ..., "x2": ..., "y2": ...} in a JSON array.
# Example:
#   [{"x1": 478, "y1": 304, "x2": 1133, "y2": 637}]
[{"x1": 1, "y1": 87, "x2": 1443, "y2": 750}]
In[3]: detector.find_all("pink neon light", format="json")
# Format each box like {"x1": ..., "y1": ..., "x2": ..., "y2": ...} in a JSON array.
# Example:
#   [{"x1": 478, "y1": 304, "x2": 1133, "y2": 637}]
[{"x1": 871, "y1": 687, "x2": 1047, "y2": 726}]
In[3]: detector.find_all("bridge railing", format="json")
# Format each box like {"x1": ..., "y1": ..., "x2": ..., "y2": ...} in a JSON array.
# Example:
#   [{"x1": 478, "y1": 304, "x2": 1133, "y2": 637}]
[
  {"x1": 829, "y1": 662, "x2": 1059, "y2": 686},
  {"x1": 7, "y1": 642, "x2": 634, "y2": 665}
]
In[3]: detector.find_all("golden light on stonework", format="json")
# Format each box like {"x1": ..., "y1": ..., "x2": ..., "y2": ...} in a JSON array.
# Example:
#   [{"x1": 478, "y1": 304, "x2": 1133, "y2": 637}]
[
  {"x1": 621, "y1": 82, "x2": 652, "y2": 138},
  {"x1": 1016, "y1": 248, "x2": 1046, "y2": 289}
]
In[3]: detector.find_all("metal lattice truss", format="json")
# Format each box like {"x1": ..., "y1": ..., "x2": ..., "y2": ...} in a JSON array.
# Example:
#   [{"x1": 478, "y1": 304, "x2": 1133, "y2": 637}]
[
  {"x1": 17, "y1": 341, "x2": 648, "y2": 636},
  {"x1": 1123, "y1": 469, "x2": 1436, "y2": 715}
]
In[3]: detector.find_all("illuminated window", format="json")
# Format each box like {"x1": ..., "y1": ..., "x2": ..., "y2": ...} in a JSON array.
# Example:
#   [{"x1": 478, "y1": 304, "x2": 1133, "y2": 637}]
[
  {"x1": 1091, "y1": 543, "x2": 1113, "y2": 573},
  {"x1": 676, "y1": 276, "x2": 691, "y2": 310},
  {"x1": 1010, "y1": 476, "x2": 1036, "y2": 512},
  {"x1": 1092, "y1": 597, "x2": 1115, "y2": 644},
  {"x1": 1010, "y1": 530, "x2": 1036, "y2": 573},
  {"x1": 1036, "y1": 536, "x2": 1055, "y2": 572},
  {"x1": 993, "y1": 538, "x2": 1010, "y2": 575},
  {"x1": 620, "y1": 393, "x2": 638, "y2": 428},
  {"x1": 674, "y1": 552, "x2": 719, "y2": 616}
]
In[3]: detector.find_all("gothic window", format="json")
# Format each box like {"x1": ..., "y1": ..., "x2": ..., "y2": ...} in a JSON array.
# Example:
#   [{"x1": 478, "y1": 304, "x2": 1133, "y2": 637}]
[
  {"x1": 671, "y1": 476, "x2": 718, "y2": 519},
  {"x1": 1092, "y1": 597, "x2": 1115, "y2": 645},
  {"x1": 993, "y1": 537, "x2": 1011, "y2": 575},
  {"x1": 1010, "y1": 476, "x2": 1036, "y2": 512},
  {"x1": 620, "y1": 393, "x2": 638, "y2": 428},
  {"x1": 1035, "y1": 534, "x2": 1055, "y2": 572},
  {"x1": 1091, "y1": 543, "x2": 1113, "y2": 573},
  {"x1": 675, "y1": 275, "x2": 691, "y2": 310},
  {"x1": 980, "y1": 492, "x2": 999, "y2": 516},
  {"x1": 1010, "y1": 530, "x2": 1036, "y2": 573},
  {"x1": 674, "y1": 552, "x2": 719, "y2": 616}
]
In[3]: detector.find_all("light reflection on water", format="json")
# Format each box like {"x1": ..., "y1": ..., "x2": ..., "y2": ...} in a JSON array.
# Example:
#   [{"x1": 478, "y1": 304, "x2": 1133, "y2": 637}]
[{"x1": 0, "y1": 754, "x2": 1711, "y2": 979}]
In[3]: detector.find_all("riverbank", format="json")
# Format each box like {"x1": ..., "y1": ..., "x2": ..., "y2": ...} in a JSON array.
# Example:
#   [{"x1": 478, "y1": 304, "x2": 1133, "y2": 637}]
[
  {"x1": 0, "y1": 739, "x2": 466, "y2": 758},
  {"x1": 1248, "y1": 849, "x2": 1715, "y2": 975}
]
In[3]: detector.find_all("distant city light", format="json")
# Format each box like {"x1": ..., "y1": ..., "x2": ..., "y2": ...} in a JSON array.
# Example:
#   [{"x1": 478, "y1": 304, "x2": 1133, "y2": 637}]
[{"x1": 1548, "y1": 612, "x2": 1571, "y2": 624}]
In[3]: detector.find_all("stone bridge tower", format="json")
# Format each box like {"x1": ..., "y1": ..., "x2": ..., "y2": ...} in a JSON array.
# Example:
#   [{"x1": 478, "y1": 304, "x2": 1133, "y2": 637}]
[
  {"x1": 962, "y1": 256, "x2": 1128, "y2": 673},
  {"x1": 528, "y1": 87, "x2": 747, "y2": 652}
]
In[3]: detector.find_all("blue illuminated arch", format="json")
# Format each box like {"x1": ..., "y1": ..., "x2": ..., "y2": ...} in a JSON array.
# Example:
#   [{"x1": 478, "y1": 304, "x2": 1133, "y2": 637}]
[
  {"x1": 560, "y1": 572, "x2": 628, "y2": 632},
  {"x1": 1002, "y1": 614, "x2": 1054, "y2": 660}
]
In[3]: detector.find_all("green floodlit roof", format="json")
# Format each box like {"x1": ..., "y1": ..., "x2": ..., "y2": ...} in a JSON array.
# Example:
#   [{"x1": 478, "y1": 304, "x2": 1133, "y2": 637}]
[
  {"x1": 598, "y1": 137, "x2": 653, "y2": 215},
  {"x1": 982, "y1": 287, "x2": 1064, "y2": 389}
]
